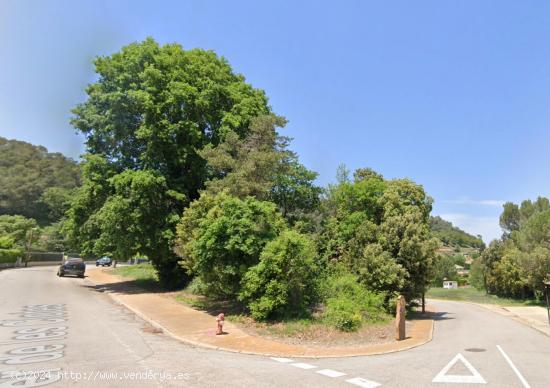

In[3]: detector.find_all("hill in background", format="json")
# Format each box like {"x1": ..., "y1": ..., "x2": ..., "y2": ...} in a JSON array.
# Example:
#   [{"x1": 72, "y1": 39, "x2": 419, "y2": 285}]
[
  {"x1": 0, "y1": 137, "x2": 80, "y2": 224},
  {"x1": 430, "y1": 215, "x2": 485, "y2": 250}
]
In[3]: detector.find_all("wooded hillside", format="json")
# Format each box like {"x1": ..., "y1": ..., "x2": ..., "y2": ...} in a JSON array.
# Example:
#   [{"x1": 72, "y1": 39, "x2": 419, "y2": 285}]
[{"x1": 0, "y1": 137, "x2": 80, "y2": 224}]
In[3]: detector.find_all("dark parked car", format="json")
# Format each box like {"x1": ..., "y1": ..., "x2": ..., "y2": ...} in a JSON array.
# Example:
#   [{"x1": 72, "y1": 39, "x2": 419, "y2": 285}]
[
  {"x1": 96, "y1": 256, "x2": 112, "y2": 267},
  {"x1": 57, "y1": 258, "x2": 85, "y2": 278}
]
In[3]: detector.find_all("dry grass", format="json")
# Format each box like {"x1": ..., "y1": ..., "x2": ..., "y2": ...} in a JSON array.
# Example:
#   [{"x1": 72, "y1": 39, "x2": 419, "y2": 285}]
[{"x1": 173, "y1": 289, "x2": 396, "y2": 347}]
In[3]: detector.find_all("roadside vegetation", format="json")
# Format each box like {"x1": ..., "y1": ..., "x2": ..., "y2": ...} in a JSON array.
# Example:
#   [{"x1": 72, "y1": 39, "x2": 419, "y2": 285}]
[
  {"x1": 4, "y1": 37, "x2": 547, "y2": 336},
  {"x1": 112, "y1": 264, "x2": 160, "y2": 291},
  {"x1": 0, "y1": 138, "x2": 80, "y2": 264},
  {"x1": 426, "y1": 287, "x2": 543, "y2": 307},
  {"x1": 469, "y1": 197, "x2": 550, "y2": 301},
  {"x1": 59, "y1": 38, "x2": 437, "y2": 333}
]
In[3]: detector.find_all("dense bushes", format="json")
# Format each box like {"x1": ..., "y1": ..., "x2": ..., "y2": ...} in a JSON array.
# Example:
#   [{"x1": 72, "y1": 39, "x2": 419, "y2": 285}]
[
  {"x1": 0, "y1": 215, "x2": 37, "y2": 265},
  {"x1": 478, "y1": 198, "x2": 550, "y2": 300},
  {"x1": 322, "y1": 272, "x2": 386, "y2": 331},
  {"x1": 239, "y1": 230, "x2": 317, "y2": 320},
  {"x1": 175, "y1": 166, "x2": 437, "y2": 330},
  {"x1": 0, "y1": 248, "x2": 22, "y2": 264},
  {"x1": 320, "y1": 175, "x2": 436, "y2": 305},
  {"x1": 176, "y1": 191, "x2": 286, "y2": 297}
]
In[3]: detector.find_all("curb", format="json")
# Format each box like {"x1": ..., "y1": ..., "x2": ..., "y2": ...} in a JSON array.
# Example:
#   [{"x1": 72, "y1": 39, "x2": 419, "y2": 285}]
[{"x1": 85, "y1": 273, "x2": 434, "y2": 359}]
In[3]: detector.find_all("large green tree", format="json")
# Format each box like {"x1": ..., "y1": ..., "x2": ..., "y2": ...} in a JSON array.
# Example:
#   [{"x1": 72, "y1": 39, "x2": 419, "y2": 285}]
[
  {"x1": 71, "y1": 37, "x2": 270, "y2": 203},
  {"x1": 320, "y1": 169, "x2": 436, "y2": 304},
  {"x1": 199, "y1": 114, "x2": 321, "y2": 223},
  {"x1": 480, "y1": 198, "x2": 550, "y2": 299},
  {"x1": 67, "y1": 38, "x2": 271, "y2": 288}
]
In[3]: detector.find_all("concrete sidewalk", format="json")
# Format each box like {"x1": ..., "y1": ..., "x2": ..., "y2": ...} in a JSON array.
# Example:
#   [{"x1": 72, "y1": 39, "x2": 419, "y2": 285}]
[
  {"x1": 453, "y1": 301, "x2": 550, "y2": 338},
  {"x1": 501, "y1": 306, "x2": 550, "y2": 337},
  {"x1": 85, "y1": 268, "x2": 434, "y2": 358}
]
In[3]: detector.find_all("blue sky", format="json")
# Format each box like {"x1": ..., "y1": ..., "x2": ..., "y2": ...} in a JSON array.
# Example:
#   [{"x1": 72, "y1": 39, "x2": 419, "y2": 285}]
[{"x1": 2, "y1": 1, "x2": 550, "y2": 242}]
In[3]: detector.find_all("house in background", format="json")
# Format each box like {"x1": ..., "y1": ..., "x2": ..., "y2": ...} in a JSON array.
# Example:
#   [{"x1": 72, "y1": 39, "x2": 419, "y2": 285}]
[{"x1": 443, "y1": 280, "x2": 458, "y2": 289}]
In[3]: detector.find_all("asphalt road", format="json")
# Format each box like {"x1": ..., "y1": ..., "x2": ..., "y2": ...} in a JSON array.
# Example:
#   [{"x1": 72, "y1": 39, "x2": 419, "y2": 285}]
[{"x1": 0, "y1": 266, "x2": 549, "y2": 388}]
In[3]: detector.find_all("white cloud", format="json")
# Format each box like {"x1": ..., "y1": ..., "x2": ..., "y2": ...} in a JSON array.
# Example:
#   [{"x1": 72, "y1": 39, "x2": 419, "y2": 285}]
[
  {"x1": 440, "y1": 198, "x2": 505, "y2": 207},
  {"x1": 438, "y1": 213, "x2": 502, "y2": 243}
]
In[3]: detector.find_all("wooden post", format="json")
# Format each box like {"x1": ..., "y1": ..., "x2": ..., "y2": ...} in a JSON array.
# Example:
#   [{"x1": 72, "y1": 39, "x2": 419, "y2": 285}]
[{"x1": 395, "y1": 295, "x2": 406, "y2": 341}]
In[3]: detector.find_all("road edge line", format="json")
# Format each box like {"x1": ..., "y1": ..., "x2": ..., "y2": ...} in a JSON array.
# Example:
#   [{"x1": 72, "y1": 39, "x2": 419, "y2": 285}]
[{"x1": 496, "y1": 345, "x2": 531, "y2": 388}]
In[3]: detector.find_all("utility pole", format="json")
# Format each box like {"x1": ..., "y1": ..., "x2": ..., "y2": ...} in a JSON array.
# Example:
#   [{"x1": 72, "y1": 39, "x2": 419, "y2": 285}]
[{"x1": 25, "y1": 227, "x2": 37, "y2": 268}]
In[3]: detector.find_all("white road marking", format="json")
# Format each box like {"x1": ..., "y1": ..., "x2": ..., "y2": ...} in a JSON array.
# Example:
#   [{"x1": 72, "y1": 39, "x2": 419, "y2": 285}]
[
  {"x1": 271, "y1": 357, "x2": 294, "y2": 363},
  {"x1": 291, "y1": 362, "x2": 317, "y2": 370},
  {"x1": 345, "y1": 377, "x2": 381, "y2": 388},
  {"x1": 316, "y1": 369, "x2": 346, "y2": 378},
  {"x1": 496, "y1": 345, "x2": 531, "y2": 388},
  {"x1": 432, "y1": 353, "x2": 486, "y2": 384}
]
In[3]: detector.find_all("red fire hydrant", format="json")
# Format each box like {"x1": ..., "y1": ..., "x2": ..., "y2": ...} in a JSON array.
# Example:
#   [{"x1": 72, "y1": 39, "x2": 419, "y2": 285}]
[{"x1": 216, "y1": 313, "x2": 225, "y2": 335}]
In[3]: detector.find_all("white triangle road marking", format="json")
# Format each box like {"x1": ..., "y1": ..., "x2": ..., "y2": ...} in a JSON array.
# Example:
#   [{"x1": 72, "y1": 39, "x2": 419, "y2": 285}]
[{"x1": 432, "y1": 353, "x2": 487, "y2": 384}]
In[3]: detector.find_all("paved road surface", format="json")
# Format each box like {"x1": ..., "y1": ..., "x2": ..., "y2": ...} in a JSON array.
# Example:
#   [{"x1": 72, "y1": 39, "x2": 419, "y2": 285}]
[{"x1": 0, "y1": 266, "x2": 549, "y2": 387}]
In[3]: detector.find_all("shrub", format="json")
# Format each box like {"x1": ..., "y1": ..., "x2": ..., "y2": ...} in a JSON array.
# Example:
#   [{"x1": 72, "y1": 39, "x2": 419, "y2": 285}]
[
  {"x1": 239, "y1": 230, "x2": 317, "y2": 320},
  {"x1": 468, "y1": 258, "x2": 485, "y2": 290},
  {"x1": 176, "y1": 191, "x2": 286, "y2": 297},
  {"x1": 0, "y1": 236, "x2": 15, "y2": 249},
  {"x1": 322, "y1": 273, "x2": 386, "y2": 331},
  {"x1": 0, "y1": 248, "x2": 22, "y2": 264},
  {"x1": 356, "y1": 243, "x2": 406, "y2": 295},
  {"x1": 186, "y1": 277, "x2": 208, "y2": 295}
]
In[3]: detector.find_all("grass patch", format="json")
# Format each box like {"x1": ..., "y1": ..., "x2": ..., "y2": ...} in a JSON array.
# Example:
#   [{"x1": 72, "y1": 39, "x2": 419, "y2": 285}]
[
  {"x1": 111, "y1": 264, "x2": 160, "y2": 291},
  {"x1": 426, "y1": 287, "x2": 543, "y2": 306},
  {"x1": 172, "y1": 287, "x2": 394, "y2": 346},
  {"x1": 174, "y1": 288, "x2": 247, "y2": 316}
]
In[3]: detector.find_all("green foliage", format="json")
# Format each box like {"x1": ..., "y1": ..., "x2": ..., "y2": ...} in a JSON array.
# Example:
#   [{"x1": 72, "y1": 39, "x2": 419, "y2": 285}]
[
  {"x1": 37, "y1": 223, "x2": 69, "y2": 252},
  {"x1": 468, "y1": 257, "x2": 485, "y2": 290},
  {"x1": 321, "y1": 170, "x2": 436, "y2": 305},
  {"x1": 426, "y1": 287, "x2": 541, "y2": 306},
  {"x1": 322, "y1": 273, "x2": 386, "y2": 331},
  {"x1": 71, "y1": 37, "x2": 270, "y2": 204},
  {"x1": 356, "y1": 244, "x2": 406, "y2": 295},
  {"x1": 0, "y1": 248, "x2": 22, "y2": 264},
  {"x1": 68, "y1": 38, "x2": 271, "y2": 288},
  {"x1": 0, "y1": 236, "x2": 15, "y2": 249},
  {"x1": 39, "y1": 187, "x2": 75, "y2": 223},
  {"x1": 200, "y1": 115, "x2": 286, "y2": 199},
  {"x1": 112, "y1": 264, "x2": 161, "y2": 291},
  {"x1": 429, "y1": 216, "x2": 485, "y2": 249},
  {"x1": 431, "y1": 254, "x2": 460, "y2": 286},
  {"x1": 176, "y1": 191, "x2": 286, "y2": 297},
  {"x1": 186, "y1": 277, "x2": 209, "y2": 295},
  {"x1": 64, "y1": 154, "x2": 116, "y2": 257},
  {"x1": 0, "y1": 137, "x2": 80, "y2": 224},
  {"x1": 239, "y1": 230, "x2": 318, "y2": 320},
  {"x1": 0, "y1": 215, "x2": 38, "y2": 248},
  {"x1": 68, "y1": 167, "x2": 188, "y2": 289},
  {"x1": 479, "y1": 198, "x2": 550, "y2": 300},
  {"x1": 199, "y1": 114, "x2": 321, "y2": 223}
]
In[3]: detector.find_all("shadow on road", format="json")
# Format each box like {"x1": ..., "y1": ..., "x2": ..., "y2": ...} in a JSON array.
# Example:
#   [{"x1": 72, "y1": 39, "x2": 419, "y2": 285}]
[
  {"x1": 408, "y1": 310, "x2": 454, "y2": 321},
  {"x1": 82, "y1": 279, "x2": 165, "y2": 295},
  {"x1": 82, "y1": 277, "x2": 246, "y2": 318}
]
